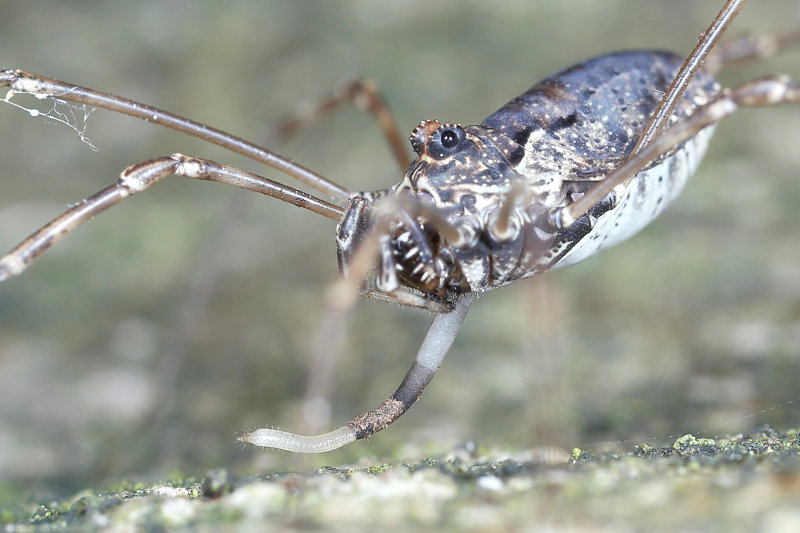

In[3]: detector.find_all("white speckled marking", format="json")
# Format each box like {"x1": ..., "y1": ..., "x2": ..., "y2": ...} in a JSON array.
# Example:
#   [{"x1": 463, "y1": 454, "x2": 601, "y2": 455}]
[{"x1": 556, "y1": 126, "x2": 715, "y2": 269}]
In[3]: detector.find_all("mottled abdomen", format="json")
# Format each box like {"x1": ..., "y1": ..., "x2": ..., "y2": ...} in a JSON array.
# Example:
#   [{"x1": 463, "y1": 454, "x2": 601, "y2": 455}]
[
  {"x1": 483, "y1": 50, "x2": 721, "y2": 273},
  {"x1": 556, "y1": 125, "x2": 715, "y2": 269}
]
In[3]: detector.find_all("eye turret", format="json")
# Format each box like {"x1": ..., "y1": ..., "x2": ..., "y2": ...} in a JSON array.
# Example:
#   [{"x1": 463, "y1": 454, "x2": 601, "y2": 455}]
[{"x1": 409, "y1": 120, "x2": 466, "y2": 159}]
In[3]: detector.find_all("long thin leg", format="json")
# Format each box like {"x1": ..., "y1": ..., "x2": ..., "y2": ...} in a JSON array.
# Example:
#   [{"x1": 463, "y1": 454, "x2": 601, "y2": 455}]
[
  {"x1": 266, "y1": 79, "x2": 411, "y2": 171},
  {"x1": 632, "y1": 0, "x2": 745, "y2": 154},
  {"x1": 0, "y1": 69, "x2": 350, "y2": 202},
  {"x1": 0, "y1": 154, "x2": 345, "y2": 281},
  {"x1": 561, "y1": 75, "x2": 800, "y2": 227},
  {"x1": 706, "y1": 27, "x2": 800, "y2": 73},
  {"x1": 239, "y1": 292, "x2": 474, "y2": 452}
]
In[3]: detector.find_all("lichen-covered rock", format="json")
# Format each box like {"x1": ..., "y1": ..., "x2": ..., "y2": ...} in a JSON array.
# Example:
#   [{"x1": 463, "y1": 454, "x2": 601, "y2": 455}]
[{"x1": 4, "y1": 426, "x2": 799, "y2": 532}]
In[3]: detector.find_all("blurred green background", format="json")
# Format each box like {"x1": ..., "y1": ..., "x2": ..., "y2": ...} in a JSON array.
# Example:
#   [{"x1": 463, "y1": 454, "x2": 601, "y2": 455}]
[{"x1": 0, "y1": 0, "x2": 798, "y2": 504}]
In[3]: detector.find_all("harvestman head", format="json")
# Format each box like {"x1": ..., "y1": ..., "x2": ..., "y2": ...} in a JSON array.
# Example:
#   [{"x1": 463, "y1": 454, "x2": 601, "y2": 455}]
[{"x1": 0, "y1": 0, "x2": 798, "y2": 453}]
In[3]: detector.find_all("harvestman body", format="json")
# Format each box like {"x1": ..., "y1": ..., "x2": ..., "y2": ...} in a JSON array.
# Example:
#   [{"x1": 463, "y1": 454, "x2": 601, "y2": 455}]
[{"x1": 0, "y1": 0, "x2": 798, "y2": 453}]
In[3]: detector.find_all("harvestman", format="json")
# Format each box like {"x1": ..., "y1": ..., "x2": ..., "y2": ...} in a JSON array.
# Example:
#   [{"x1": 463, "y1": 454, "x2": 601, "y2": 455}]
[{"x1": 1, "y1": 0, "x2": 798, "y2": 453}]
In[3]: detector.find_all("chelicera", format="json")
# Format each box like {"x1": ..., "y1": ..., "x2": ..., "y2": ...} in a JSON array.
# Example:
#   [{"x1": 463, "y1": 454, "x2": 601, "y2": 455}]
[{"x1": 0, "y1": 0, "x2": 798, "y2": 454}]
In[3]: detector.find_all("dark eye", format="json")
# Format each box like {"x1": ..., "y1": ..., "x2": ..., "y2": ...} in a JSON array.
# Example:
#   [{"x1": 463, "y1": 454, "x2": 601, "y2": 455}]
[
  {"x1": 428, "y1": 123, "x2": 464, "y2": 158},
  {"x1": 440, "y1": 128, "x2": 459, "y2": 149}
]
